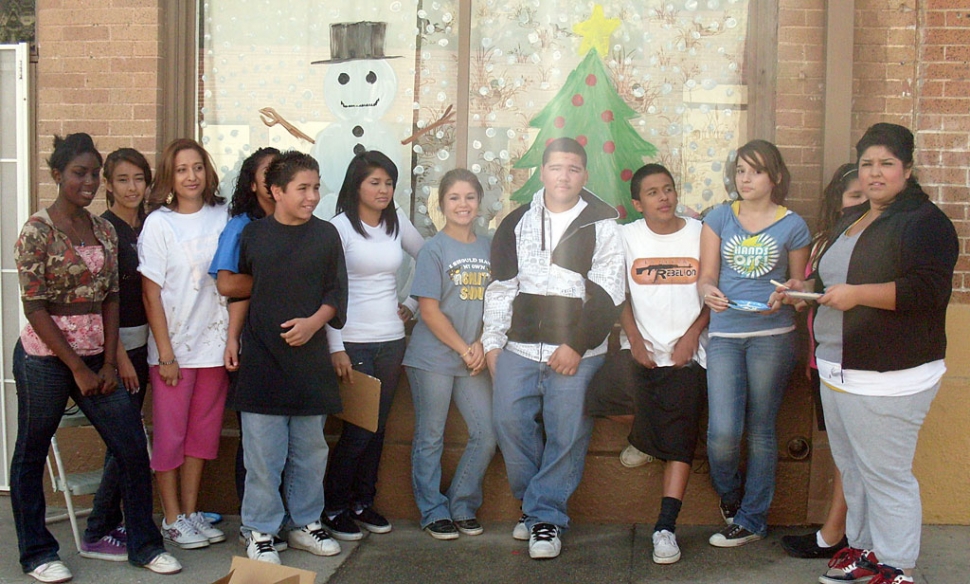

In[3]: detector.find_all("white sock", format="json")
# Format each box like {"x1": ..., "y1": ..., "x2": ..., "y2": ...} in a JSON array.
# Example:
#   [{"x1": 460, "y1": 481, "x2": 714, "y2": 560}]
[{"x1": 817, "y1": 530, "x2": 838, "y2": 549}]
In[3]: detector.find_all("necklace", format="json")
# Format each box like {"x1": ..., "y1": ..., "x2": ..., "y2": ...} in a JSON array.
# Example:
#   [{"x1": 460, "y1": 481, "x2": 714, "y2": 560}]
[{"x1": 53, "y1": 205, "x2": 88, "y2": 246}]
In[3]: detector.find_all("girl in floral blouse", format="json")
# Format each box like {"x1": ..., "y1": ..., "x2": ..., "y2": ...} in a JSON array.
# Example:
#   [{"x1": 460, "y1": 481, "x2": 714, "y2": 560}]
[{"x1": 11, "y1": 133, "x2": 180, "y2": 582}]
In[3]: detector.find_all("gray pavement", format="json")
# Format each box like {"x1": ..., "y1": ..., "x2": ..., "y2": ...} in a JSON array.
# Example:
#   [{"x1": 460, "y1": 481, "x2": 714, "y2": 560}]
[{"x1": 1, "y1": 496, "x2": 967, "y2": 583}]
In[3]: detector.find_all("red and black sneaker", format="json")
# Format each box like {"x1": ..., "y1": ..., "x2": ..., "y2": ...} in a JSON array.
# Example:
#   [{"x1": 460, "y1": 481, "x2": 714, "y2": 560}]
[
  {"x1": 865, "y1": 564, "x2": 913, "y2": 584},
  {"x1": 819, "y1": 547, "x2": 880, "y2": 584}
]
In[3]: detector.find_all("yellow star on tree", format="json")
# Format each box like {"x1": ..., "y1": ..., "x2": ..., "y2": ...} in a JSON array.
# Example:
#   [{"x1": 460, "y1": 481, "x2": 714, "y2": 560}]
[{"x1": 572, "y1": 4, "x2": 620, "y2": 56}]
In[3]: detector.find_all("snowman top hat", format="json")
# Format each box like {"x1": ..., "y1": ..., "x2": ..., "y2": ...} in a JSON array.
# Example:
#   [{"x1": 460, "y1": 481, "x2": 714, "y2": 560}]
[{"x1": 312, "y1": 21, "x2": 401, "y2": 64}]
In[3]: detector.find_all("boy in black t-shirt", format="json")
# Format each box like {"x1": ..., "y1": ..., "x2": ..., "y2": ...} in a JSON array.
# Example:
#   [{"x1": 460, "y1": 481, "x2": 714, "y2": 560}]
[{"x1": 230, "y1": 151, "x2": 348, "y2": 564}]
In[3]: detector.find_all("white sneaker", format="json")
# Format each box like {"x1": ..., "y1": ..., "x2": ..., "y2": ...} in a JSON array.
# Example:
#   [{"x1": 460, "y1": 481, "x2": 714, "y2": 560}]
[
  {"x1": 144, "y1": 552, "x2": 182, "y2": 575},
  {"x1": 512, "y1": 514, "x2": 529, "y2": 541},
  {"x1": 28, "y1": 561, "x2": 72, "y2": 583},
  {"x1": 652, "y1": 529, "x2": 681, "y2": 564},
  {"x1": 619, "y1": 444, "x2": 654, "y2": 468},
  {"x1": 187, "y1": 511, "x2": 226, "y2": 543},
  {"x1": 528, "y1": 523, "x2": 562, "y2": 560},
  {"x1": 247, "y1": 532, "x2": 281, "y2": 565},
  {"x1": 161, "y1": 515, "x2": 210, "y2": 550},
  {"x1": 288, "y1": 521, "x2": 341, "y2": 557}
]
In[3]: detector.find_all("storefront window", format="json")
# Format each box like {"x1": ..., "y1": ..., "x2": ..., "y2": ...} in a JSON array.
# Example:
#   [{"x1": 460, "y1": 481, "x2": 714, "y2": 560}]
[{"x1": 200, "y1": 0, "x2": 749, "y2": 234}]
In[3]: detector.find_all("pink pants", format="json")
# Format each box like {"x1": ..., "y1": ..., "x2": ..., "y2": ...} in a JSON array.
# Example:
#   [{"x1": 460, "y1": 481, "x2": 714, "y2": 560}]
[{"x1": 150, "y1": 366, "x2": 229, "y2": 471}]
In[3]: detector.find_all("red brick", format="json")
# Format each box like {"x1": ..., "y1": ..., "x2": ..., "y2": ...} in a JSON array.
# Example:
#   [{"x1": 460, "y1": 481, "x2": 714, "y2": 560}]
[
  {"x1": 946, "y1": 10, "x2": 970, "y2": 27},
  {"x1": 944, "y1": 45, "x2": 970, "y2": 60}
]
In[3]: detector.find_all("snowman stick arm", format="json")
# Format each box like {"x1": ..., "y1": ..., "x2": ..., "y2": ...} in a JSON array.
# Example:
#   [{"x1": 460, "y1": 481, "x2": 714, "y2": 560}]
[
  {"x1": 401, "y1": 104, "x2": 456, "y2": 145},
  {"x1": 258, "y1": 107, "x2": 316, "y2": 144}
]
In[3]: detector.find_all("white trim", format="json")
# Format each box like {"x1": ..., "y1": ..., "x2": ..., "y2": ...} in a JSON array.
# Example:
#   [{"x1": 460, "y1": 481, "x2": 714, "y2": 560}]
[{"x1": 0, "y1": 42, "x2": 31, "y2": 491}]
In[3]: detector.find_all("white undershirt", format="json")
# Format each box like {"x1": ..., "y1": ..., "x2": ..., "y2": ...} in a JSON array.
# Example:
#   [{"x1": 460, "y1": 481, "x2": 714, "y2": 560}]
[{"x1": 546, "y1": 198, "x2": 587, "y2": 250}]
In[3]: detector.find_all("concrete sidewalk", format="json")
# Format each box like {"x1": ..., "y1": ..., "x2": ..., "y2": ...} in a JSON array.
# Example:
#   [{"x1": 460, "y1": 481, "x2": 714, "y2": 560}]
[{"x1": 1, "y1": 496, "x2": 966, "y2": 583}]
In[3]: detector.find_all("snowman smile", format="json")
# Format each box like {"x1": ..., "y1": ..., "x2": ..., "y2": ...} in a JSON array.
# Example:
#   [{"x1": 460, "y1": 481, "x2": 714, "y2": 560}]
[{"x1": 341, "y1": 98, "x2": 380, "y2": 108}]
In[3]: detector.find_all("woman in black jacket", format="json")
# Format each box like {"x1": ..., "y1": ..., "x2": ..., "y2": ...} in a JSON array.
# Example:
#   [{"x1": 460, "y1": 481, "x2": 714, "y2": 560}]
[{"x1": 777, "y1": 123, "x2": 958, "y2": 584}]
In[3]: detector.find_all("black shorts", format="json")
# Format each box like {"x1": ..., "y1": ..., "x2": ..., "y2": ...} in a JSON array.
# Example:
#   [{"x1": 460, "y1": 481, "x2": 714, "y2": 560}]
[
  {"x1": 587, "y1": 350, "x2": 706, "y2": 464},
  {"x1": 585, "y1": 350, "x2": 636, "y2": 416}
]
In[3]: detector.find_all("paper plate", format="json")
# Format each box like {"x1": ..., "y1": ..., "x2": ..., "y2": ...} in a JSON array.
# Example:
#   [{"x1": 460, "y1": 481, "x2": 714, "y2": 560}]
[{"x1": 728, "y1": 300, "x2": 771, "y2": 312}]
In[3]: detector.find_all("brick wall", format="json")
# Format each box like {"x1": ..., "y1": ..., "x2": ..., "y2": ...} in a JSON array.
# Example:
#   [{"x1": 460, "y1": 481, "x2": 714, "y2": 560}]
[
  {"x1": 915, "y1": 1, "x2": 970, "y2": 303},
  {"x1": 34, "y1": 0, "x2": 161, "y2": 211},
  {"x1": 775, "y1": 1, "x2": 826, "y2": 225}
]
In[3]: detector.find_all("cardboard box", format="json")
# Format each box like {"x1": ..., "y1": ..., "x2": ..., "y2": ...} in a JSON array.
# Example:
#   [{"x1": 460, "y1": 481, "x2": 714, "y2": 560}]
[{"x1": 211, "y1": 557, "x2": 316, "y2": 584}]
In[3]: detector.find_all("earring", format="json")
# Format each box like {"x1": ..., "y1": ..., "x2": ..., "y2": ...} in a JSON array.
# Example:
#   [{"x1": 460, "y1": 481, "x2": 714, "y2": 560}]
[{"x1": 165, "y1": 192, "x2": 174, "y2": 205}]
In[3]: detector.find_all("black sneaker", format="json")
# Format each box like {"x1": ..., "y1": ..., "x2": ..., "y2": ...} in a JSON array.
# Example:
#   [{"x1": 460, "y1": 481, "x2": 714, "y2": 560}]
[
  {"x1": 354, "y1": 507, "x2": 392, "y2": 534},
  {"x1": 708, "y1": 523, "x2": 763, "y2": 547},
  {"x1": 454, "y1": 518, "x2": 484, "y2": 536},
  {"x1": 719, "y1": 497, "x2": 741, "y2": 525},
  {"x1": 321, "y1": 511, "x2": 364, "y2": 541},
  {"x1": 424, "y1": 519, "x2": 459, "y2": 540},
  {"x1": 781, "y1": 531, "x2": 848, "y2": 559}
]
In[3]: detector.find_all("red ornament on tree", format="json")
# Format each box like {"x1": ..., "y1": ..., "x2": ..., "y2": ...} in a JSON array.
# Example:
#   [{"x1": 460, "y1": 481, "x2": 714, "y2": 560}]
[{"x1": 512, "y1": 49, "x2": 658, "y2": 223}]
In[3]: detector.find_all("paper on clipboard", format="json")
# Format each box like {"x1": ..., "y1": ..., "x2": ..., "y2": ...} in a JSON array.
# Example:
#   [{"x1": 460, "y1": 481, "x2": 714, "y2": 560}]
[{"x1": 335, "y1": 370, "x2": 381, "y2": 432}]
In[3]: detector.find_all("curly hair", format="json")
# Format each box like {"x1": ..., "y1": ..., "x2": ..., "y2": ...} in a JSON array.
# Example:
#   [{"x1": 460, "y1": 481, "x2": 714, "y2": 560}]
[
  {"x1": 47, "y1": 133, "x2": 102, "y2": 174},
  {"x1": 228, "y1": 147, "x2": 281, "y2": 218}
]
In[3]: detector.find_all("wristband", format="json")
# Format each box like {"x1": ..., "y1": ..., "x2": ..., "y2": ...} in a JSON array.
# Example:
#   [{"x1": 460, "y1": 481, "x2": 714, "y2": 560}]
[{"x1": 159, "y1": 356, "x2": 178, "y2": 366}]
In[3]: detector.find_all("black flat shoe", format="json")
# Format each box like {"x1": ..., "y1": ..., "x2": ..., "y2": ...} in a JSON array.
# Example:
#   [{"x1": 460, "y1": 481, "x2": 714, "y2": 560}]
[
  {"x1": 424, "y1": 519, "x2": 459, "y2": 540},
  {"x1": 781, "y1": 531, "x2": 848, "y2": 559},
  {"x1": 454, "y1": 518, "x2": 483, "y2": 536}
]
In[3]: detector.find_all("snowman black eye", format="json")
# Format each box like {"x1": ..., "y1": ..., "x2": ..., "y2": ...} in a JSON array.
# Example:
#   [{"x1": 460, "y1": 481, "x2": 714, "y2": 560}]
[
  {"x1": 338, "y1": 73, "x2": 350, "y2": 85},
  {"x1": 366, "y1": 71, "x2": 377, "y2": 84}
]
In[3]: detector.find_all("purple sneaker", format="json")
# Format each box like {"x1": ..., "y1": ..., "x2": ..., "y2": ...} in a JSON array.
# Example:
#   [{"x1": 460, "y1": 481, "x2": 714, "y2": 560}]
[
  {"x1": 108, "y1": 525, "x2": 127, "y2": 544},
  {"x1": 80, "y1": 534, "x2": 128, "y2": 562}
]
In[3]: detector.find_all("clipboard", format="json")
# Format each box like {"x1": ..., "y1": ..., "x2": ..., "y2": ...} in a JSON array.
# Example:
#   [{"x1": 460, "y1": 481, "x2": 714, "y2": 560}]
[{"x1": 335, "y1": 370, "x2": 381, "y2": 432}]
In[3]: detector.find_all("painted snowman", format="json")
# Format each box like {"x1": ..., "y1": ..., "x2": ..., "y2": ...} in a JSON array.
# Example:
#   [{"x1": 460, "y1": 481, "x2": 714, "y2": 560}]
[{"x1": 310, "y1": 21, "x2": 407, "y2": 220}]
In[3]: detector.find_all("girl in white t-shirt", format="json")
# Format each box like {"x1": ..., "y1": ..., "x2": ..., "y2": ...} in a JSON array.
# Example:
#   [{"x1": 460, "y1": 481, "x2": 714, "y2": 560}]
[
  {"x1": 321, "y1": 150, "x2": 424, "y2": 541},
  {"x1": 139, "y1": 139, "x2": 229, "y2": 551}
]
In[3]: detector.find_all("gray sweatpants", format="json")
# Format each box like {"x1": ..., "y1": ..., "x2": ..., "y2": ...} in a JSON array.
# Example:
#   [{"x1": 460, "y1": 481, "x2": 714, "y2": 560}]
[{"x1": 820, "y1": 382, "x2": 939, "y2": 570}]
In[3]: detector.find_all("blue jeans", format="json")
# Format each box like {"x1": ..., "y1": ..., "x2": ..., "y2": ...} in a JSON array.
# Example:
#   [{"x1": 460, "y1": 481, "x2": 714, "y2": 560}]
[
  {"x1": 324, "y1": 339, "x2": 405, "y2": 514},
  {"x1": 705, "y1": 332, "x2": 796, "y2": 536},
  {"x1": 241, "y1": 413, "x2": 328, "y2": 535},
  {"x1": 84, "y1": 344, "x2": 148, "y2": 542},
  {"x1": 407, "y1": 367, "x2": 496, "y2": 528},
  {"x1": 492, "y1": 350, "x2": 604, "y2": 530},
  {"x1": 10, "y1": 341, "x2": 164, "y2": 571}
]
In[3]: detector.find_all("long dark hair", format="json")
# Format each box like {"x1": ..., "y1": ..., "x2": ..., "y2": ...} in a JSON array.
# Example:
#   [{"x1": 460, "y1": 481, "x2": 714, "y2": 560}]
[
  {"x1": 147, "y1": 139, "x2": 223, "y2": 213},
  {"x1": 228, "y1": 147, "x2": 280, "y2": 219},
  {"x1": 103, "y1": 148, "x2": 151, "y2": 222},
  {"x1": 335, "y1": 150, "x2": 399, "y2": 238},
  {"x1": 815, "y1": 163, "x2": 858, "y2": 236}
]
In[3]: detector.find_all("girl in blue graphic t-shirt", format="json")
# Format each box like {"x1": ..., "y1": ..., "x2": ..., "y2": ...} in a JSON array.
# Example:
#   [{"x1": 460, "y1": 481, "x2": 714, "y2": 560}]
[
  {"x1": 698, "y1": 140, "x2": 810, "y2": 548},
  {"x1": 402, "y1": 169, "x2": 495, "y2": 540}
]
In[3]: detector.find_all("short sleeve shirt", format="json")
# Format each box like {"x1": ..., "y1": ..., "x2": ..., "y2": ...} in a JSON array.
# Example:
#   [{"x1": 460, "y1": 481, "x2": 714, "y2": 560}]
[
  {"x1": 208, "y1": 214, "x2": 253, "y2": 278},
  {"x1": 704, "y1": 202, "x2": 811, "y2": 335},
  {"x1": 402, "y1": 232, "x2": 491, "y2": 376}
]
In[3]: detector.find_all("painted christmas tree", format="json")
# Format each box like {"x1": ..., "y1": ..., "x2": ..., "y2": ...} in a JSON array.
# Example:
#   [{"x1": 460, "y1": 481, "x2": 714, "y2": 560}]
[{"x1": 512, "y1": 46, "x2": 657, "y2": 222}]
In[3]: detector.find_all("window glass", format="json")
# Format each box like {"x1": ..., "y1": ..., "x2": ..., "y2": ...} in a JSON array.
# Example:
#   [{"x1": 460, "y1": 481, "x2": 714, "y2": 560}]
[{"x1": 200, "y1": 1, "x2": 748, "y2": 232}]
